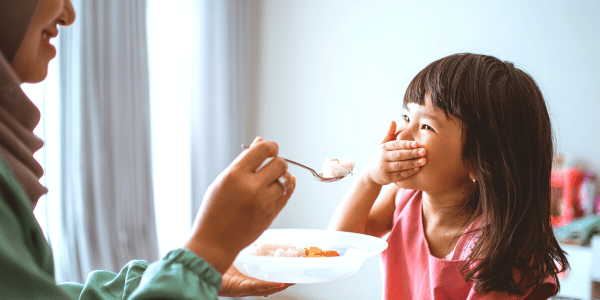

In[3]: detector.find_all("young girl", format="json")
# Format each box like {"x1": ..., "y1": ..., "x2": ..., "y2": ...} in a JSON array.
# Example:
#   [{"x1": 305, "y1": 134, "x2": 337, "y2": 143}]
[{"x1": 329, "y1": 53, "x2": 568, "y2": 299}]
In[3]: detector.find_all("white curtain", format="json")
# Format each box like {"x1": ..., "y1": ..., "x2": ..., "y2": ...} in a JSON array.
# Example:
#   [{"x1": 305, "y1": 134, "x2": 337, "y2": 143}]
[
  {"x1": 191, "y1": 0, "x2": 260, "y2": 218},
  {"x1": 54, "y1": 0, "x2": 157, "y2": 282}
]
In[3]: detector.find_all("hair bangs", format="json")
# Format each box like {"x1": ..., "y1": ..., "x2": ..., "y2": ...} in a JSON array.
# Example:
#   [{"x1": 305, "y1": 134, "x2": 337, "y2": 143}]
[{"x1": 403, "y1": 54, "x2": 476, "y2": 123}]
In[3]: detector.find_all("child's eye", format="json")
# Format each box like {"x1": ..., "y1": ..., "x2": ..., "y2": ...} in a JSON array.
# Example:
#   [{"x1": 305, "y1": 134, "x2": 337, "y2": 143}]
[
  {"x1": 421, "y1": 124, "x2": 435, "y2": 131},
  {"x1": 401, "y1": 115, "x2": 410, "y2": 122}
]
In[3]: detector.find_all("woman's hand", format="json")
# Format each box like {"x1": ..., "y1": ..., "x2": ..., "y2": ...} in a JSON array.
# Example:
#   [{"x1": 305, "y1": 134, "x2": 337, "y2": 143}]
[
  {"x1": 364, "y1": 121, "x2": 426, "y2": 185},
  {"x1": 184, "y1": 137, "x2": 296, "y2": 274},
  {"x1": 218, "y1": 265, "x2": 294, "y2": 297}
]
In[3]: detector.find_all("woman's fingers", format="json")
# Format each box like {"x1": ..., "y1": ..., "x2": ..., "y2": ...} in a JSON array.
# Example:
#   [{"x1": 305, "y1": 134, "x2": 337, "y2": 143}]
[
  {"x1": 239, "y1": 285, "x2": 293, "y2": 297},
  {"x1": 238, "y1": 141, "x2": 279, "y2": 171},
  {"x1": 257, "y1": 157, "x2": 288, "y2": 183},
  {"x1": 218, "y1": 264, "x2": 294, "y2": 297},
  {"x1": 274, "y1": 175, "x2": 296, "y2": 210},
  {"x1": 257, "y1": 173, "x2": 295, "y2": 218},
  {"x1": 279, "y1": 173, "x2": 295, "y2": 196},
  {"x1": 250, "y1": 136, "x2": 264, "y2": 145},
  {"x1": 265, "y1": 172, "x2": 294, "y2": 198}
]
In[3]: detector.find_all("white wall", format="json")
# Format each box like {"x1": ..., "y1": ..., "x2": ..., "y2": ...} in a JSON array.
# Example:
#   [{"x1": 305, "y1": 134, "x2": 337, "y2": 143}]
[{"x1": 256, "y1": 1, "x2": 600, "y2": 299}]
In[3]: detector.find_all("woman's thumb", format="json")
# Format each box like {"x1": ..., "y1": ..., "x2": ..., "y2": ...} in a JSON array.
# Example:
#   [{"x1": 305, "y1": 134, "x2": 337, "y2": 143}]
[{"x1": 250, "y1": 136, "x2": 264, "y2": 146}]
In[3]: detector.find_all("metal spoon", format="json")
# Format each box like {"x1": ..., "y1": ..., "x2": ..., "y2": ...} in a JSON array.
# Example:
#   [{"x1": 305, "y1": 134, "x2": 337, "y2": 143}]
[{"x1": 241, "y1": 145, "x2": 347, "y2": 182}]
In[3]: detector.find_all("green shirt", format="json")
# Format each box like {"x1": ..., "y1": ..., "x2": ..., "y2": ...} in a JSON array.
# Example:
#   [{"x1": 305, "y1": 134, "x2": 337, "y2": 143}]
[{"x1": 0, "y1": 154, "x2": 222, "y2": 299}]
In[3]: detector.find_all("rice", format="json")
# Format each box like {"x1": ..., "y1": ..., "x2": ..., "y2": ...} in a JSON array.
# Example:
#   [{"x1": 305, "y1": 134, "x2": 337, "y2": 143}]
[
  {"x1": 248, "y1": 242, "x2": 306, "y2": 257},
  {"x1": 321, "y1": 158, "x2": 355, "y2": 178},
  {"x1": 247, "y1": 242, "x2": 341, "y2": 258}
]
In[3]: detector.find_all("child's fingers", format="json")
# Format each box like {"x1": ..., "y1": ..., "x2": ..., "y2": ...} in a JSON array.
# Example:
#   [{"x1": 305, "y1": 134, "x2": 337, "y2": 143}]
[
  {"x1": 383, "y1": 140, "x2": 419, "y2": 151},
  {"x1": 385, "y1": 148, "x2": 426, "y2": 162},
  {"x1": 381, "y1": 121, "x2": 397, "y2": 143},
  {"x1": 390, "y1": 167, "x2": 421, "y2": 182},
  {"x1": 387, "y1": 157, "x2": 426, "y2": 172}
]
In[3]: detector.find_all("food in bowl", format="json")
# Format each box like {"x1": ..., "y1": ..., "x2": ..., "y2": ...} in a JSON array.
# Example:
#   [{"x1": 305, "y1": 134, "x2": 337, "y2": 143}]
[
  {"x1": 248, "y1": 242, "x2": 340, "y2": 258},
  {"x1": 248, "y1": 243, "x2": 306, "y2": 257},
  {"x1": 321, "y1": 158, "x2": 355, "y2": 178},
  {"x1": 305, "y1": 246, "x2": 340, "y2": 257}
]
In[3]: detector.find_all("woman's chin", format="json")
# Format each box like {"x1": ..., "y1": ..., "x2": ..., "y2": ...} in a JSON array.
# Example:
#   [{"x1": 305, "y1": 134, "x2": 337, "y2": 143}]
[{"x1": 22, "y1": 69, "x2": 49, "y2": 84}]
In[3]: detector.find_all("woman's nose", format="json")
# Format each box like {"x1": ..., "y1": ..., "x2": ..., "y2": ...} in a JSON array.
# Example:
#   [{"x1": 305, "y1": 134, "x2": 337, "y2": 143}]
[{"x1": 58, "y1": 0, "x2": 76, "y2": 27}]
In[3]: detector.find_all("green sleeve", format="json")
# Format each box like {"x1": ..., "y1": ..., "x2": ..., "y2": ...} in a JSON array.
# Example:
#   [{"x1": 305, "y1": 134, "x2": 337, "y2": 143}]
[
  {"x1": 59, "y1": 249, "x2": 222, "y2": 300},
  {"x1": 1, "y1": 154, "x2": 222, "y2": 300}
]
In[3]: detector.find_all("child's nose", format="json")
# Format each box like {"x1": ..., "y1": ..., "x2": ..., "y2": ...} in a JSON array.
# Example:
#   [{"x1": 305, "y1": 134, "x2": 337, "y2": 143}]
[{"x1": 396, "y1": 125, "x2": 415, "y2": 141}]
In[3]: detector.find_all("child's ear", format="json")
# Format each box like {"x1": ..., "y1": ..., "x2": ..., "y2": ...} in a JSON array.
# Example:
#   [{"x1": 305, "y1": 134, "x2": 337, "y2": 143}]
[{"x1": 468, "y1": 171, "x2": 477, "y2": 183}]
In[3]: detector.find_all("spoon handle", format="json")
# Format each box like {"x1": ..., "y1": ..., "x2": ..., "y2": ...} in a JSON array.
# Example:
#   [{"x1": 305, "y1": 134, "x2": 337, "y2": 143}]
[
  {"x1": 241, "y1": 144, "x2": 319, "y2": 176},
  {"x1": 281, "y1": 159, "x2": 318, "y2": 176}
]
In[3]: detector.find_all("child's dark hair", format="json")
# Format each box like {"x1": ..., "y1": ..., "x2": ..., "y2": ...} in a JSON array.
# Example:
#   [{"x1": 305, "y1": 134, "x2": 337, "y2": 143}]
[{"x1": 403, "y1": 53, "x2": 569, "y2": 296}]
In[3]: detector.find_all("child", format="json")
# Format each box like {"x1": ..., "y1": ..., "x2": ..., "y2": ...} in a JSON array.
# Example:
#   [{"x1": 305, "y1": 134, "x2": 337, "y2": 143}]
[{"x1": 329, "y1": 53, "x2": 569, "y2": 299}]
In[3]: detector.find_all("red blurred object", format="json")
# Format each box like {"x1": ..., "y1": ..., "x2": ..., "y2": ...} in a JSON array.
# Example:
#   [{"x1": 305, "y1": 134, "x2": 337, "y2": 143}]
[{"x1": 551, "y1": 168, "x2": 585, "y2": 227}]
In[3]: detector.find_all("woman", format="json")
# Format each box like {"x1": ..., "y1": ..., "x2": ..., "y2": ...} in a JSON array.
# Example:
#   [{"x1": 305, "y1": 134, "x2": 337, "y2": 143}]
[{"x1": 0, "y1": 0, "x2": 296, "y2": 298}]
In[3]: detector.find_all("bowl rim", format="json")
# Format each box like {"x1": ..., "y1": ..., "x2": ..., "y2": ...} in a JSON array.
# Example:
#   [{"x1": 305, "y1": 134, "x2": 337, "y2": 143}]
[{"x1": 235, "y1": 228, "x2": 388, "y2": 264}]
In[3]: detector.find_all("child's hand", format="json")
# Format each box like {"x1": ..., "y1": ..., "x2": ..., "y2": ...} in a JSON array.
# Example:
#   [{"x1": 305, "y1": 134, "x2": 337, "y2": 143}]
[{"x1": 364, "y1": 121, "x2": 426, "y2": 185}]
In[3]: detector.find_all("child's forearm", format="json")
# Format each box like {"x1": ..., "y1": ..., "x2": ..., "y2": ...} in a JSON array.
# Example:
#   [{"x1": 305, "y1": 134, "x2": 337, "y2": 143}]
[{"x1": 328, "y1": 170, "x2": 382, "y2": 234}]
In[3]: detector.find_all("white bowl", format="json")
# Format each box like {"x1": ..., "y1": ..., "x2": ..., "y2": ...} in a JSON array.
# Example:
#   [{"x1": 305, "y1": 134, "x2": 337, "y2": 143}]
[{"x1": 233, "y1": 229, "x2": 388, "y2": 283}]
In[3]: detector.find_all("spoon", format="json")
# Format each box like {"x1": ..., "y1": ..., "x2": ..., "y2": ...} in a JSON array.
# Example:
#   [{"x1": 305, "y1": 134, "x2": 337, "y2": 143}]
[{"x1": 241, "y1": 145, "x2": 347, "y2": 182}]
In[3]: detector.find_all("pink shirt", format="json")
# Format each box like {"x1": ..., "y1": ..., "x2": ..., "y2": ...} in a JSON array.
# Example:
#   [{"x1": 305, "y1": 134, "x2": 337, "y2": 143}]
[{"x1": 380, "y1": 189, "x2": 556, "y2": 299}]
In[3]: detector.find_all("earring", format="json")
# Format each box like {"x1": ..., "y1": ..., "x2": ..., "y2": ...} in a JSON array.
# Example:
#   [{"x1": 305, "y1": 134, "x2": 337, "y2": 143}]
[{"x1": 472, "y1": 178, "x2": 476, "y2": 183}]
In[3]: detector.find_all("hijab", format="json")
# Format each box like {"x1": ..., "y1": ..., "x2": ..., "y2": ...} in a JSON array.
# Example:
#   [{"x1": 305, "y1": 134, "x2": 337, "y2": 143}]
[{"x1": 0, "y1": 0, "x2": 48, "y2": 206}]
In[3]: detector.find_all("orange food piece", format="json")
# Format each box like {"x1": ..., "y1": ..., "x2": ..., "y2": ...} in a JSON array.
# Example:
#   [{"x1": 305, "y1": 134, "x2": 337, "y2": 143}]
[{"x1": 304, "y1": 246, "x2": 340, "y2": 257}]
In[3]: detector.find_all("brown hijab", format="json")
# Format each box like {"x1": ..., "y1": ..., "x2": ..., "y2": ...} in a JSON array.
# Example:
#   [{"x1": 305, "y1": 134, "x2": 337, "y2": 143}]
[{"x1": 0, "y1": 0, "x2": 48, "y2": 206}]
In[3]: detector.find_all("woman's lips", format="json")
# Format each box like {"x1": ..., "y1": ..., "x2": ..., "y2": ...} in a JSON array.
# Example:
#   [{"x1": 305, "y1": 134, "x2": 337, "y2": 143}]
[{"x1": 42, "y1": 30, "x2": 57, "y2": 56}]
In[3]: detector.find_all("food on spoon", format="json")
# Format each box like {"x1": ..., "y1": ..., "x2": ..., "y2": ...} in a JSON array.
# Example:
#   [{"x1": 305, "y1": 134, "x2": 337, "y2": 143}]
[
  {"x1": 249, "y1": 243, "x2": 340, "y2": 257},
  {"x1": 321, "y1": 158, "x2": 355, "y2": 178}
]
